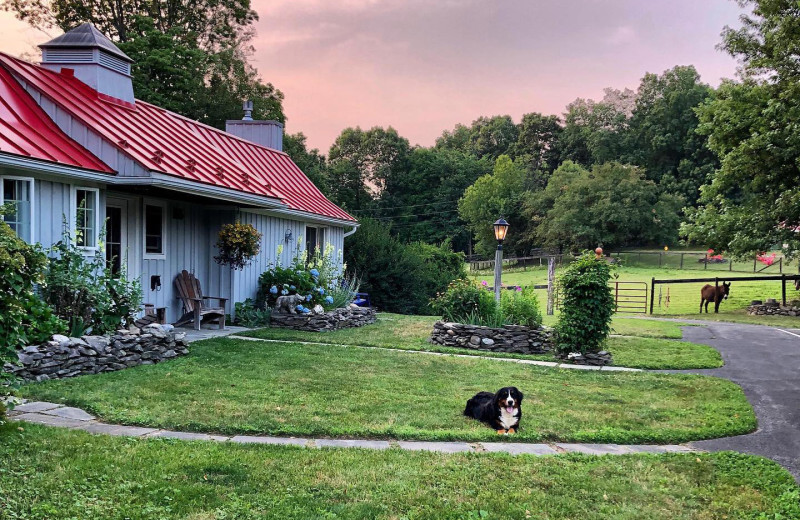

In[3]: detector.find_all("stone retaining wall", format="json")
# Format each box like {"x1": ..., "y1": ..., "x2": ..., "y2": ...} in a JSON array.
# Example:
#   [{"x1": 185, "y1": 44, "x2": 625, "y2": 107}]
[
  {"x1": 3, "y1": 324, "x2": 189, "y2": 382},
  {"x1": 270, "y1": 306, "x2": 377, "y2": 332},
  {"x1": 429, "y1": 321, "x2": 553, "y2": 354},
  {"x1": 747, "y1": 301, "x2": 800, "y2": 317}
]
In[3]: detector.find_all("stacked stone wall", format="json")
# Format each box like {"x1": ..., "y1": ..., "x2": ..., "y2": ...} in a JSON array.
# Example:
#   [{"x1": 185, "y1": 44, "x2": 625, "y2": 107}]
[
  {"x1": 429, "y1": 321, "x2": 552, "y2": 354},
  {"x1": 270, "y1": 307, "x2": 377, "y2": 332},
  {"x1": 3, "y1": 324, "x2": 188, "y2": 382}
]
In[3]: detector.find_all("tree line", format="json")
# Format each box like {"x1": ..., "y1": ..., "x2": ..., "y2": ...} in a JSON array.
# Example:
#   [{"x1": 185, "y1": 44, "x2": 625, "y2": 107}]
[{"x1": 6, "y1": 0, "x2": 798, "y2": 260}]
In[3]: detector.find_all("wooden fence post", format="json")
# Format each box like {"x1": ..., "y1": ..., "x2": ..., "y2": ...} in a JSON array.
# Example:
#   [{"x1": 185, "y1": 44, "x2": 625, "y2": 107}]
[
  {"x1": 649, "y1": 277, "x2": 655, "y2": 314},
  {"x1": 680, "y1": 253, "x2": 684, "y2": 269},
  {"x1": 782, "y1": 274, "x2": 787, "y2": 306},
  {"x1": 546, "y1": 257, "x2": 555, "y2": 316}
]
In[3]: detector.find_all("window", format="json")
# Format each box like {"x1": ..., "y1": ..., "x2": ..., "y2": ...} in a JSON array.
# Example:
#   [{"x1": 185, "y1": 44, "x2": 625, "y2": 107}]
[
  {"x1": 144, "y1": 202, "x2": 165, "y2": 257},
  {"x1": 1, "y1": 177, "x2": 34, "y2": 243},
  {"x1": 305, "y1": 225, "x2": 326, "y2": 256},
  {"x1": 73, "y1": 187, "x2": 99, "y2": 249}
]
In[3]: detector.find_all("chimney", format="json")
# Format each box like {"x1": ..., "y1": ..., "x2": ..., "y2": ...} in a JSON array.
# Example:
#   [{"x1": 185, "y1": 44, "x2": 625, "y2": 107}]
[
  {"x1": 39, "y1": 23, "x2": 135, "y2": 104},
  {"x1": 225, "y1": 100, "x2": 284, "y2": 151}
]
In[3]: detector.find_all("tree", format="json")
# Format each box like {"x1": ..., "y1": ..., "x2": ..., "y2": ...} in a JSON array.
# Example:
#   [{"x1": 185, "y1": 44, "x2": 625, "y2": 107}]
[
  {"x1": 511, "y1": 113, "x2": 563, "y2": 171},
  {"x1": 436, "y1": 115, "x2": 519, "y2": 160},
  {"x1": 327, "y1": 126, "x2": 411, "y2": 211},
  {"x1": 558, "y1": 88, "x2": 636, "y2": 167},
  {"x1": 370, "y1": 147, "x2": 490, "y2": 252},
  {"x1": 458, "y1": 155, "x2": 529, "y2": 256},
  {"x1": 3, "y1": 2, "x2": 285, "y2": 129},
  {"x1": 624, "y1": 66, "x2": 717, "y2": 206},
  {"x1": 683, "y1": 0, "x2": 800, "y2": 257},
  {"x1": 531, "y1": 162, "x2": 683, "y2": 251},
  {"x1": 283, "y1": 132, "x2": 329, "y2": 194}
]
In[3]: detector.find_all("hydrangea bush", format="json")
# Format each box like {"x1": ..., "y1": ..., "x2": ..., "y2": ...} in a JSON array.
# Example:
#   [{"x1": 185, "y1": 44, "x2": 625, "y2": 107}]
[{"x1": 256, "y1": 243, "x2": 354, "y2": 314}]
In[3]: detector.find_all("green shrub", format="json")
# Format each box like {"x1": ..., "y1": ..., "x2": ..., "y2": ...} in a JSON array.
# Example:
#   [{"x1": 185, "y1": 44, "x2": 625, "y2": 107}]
[
  {"x1": 42, "y1": 228, "x2": 142, "y2": 336},
  {"x1": 500, "y1": 286, "x2": 542, "y2": 327},
  {"x1": 555, "y1": 251, "x2": 616, "y2": 354},
  {"x1": 256, "y1": 244, "x2": 345, "y2": 313},
  {"x1": 0, "y1": 217, "x2": 65, "y2": 420},
  {"x1": 344, "y1": 218, "x2": 465, "y2": 314},
  {"x1": 234, "y1": 299, "x2": 271, "y2": 327},
  {"x1": 430, "y1": 278, "x2": 498, "y2": 324}
]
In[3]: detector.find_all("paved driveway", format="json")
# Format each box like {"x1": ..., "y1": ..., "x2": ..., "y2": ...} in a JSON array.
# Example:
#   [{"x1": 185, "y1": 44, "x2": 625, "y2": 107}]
[{"x1": 675, "y1": 321, "x2": 800, "y2": 481}]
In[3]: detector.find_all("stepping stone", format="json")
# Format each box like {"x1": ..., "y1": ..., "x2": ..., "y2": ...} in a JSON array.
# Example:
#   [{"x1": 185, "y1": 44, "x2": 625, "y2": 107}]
[
  {"x1": 396, "y1": 441, "x2": 473, "y2": 453},
  {"x1": 627, "y1": 445, "x2": 695, "y2": 454},
  {"x1": 524, "y1": 361, "x2": 559, "y2": 367},
  {"x1": 12, "y1": 401, "x2": 62, "y2": 413},
  {"x1": 78, "y1": 422, "x2": 158, "y2": 437},
  {"x1": 12, "y1": 412, "x2": 89, "y2": 429},
  {"x1": 480, "y1": 443, "x2": 558, "y2": 455},
  {"x1": 229, "y1": 436, "x2": 308, "y2": 446},
  {"x1": 555, "y1": 443, "x2": 635, "y2": 455},
  {"x1": 316, "y1": 439, "x2": 391, "y2": 450},
  {"x1": 148, "y1": 431, "x2": 229, "y2": 442},
  {"x1": 41, "y1": 406, "x2": 95, "y2": 421}
]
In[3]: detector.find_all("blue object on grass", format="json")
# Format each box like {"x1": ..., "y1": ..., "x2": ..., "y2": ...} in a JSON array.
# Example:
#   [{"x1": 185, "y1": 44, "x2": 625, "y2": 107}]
[{"x1": 353, "y1": 292, "x2": 371, "y2": 308}]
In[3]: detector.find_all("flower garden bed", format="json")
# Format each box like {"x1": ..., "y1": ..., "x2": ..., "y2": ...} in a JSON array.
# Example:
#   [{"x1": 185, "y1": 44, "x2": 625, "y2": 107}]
[
  {"x1": 270, "y1": 307, "x2": 377, "y2": 332},
  {"x1": 429, "y1": 321, "x2": 552, "y2": 354}
]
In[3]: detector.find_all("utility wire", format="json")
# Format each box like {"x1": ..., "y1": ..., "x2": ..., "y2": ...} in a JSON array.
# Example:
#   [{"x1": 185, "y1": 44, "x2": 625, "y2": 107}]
[
  {"x1": 369, "y1": 209, "x2": 460, "y2": 221},
  {"x1": 350, "y1": 199, "x2": 460, "y2": 213}
]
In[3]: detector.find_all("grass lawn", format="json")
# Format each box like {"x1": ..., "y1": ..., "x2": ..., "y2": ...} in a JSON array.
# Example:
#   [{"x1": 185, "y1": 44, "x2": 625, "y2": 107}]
[
  {"x1": 244, "y1": 313, "x2": 721, "y2": 369},
  {"x1": 22, "y1": 338, "x2": 752, "y2": 443},
  {"x1": 471, "y1": 265, "x2": 797, "y2": 318},
  {"x1": 2, "y1": 424, "x2": 798, "y2": 520}
]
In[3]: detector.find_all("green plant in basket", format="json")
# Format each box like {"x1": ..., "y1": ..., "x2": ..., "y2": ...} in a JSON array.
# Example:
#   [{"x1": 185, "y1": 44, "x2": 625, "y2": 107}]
[{"x1": 214, "y1": 221, "x2": 262, "y2": 270}]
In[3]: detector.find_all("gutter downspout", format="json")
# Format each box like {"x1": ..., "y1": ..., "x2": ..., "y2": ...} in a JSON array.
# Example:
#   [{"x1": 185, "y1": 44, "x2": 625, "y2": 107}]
[{"x1": 343, "y1": 224, "x2": 358, "y2": 238}]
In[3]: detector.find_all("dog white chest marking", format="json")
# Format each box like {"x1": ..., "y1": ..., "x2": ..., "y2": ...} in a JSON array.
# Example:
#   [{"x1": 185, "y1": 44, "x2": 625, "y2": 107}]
[{"x1": 499, "y1": 407, "x2": 518, "y2": 430}]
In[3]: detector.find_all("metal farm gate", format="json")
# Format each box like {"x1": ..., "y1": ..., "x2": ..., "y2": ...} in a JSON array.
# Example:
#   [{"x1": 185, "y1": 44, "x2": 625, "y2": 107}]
[
  {"x1": 549, "y1": 281, "x2": 649, "y2": 314},
  {"x1": 612, "y1": 281, "x2": 648, "y2": 314}
]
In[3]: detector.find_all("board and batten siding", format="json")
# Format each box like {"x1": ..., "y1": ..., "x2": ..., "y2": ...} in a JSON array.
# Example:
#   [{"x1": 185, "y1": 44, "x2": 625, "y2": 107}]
[
  {"x1": 231, "y1": 211, "x2": 346, "y2": 305},
  {"x1": 0, "y1": 171, "x2": 107, "y2": 249}
]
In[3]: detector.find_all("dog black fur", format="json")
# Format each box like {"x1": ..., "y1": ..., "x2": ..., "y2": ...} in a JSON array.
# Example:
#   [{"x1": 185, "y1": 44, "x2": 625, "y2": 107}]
[{"x1": 463, "y1": 386, "x2": 523, "y2": 433}]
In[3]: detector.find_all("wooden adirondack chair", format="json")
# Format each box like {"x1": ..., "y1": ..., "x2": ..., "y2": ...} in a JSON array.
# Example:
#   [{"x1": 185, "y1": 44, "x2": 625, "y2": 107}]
[{"x1": 174, "y1": 270, "x2": 227, "y2": 330}]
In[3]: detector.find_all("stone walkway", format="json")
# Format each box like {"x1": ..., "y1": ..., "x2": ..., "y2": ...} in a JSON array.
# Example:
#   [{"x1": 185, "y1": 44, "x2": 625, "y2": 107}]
[
  {"x1": 6, "y1": 400, "x2": 695, "y2": 456},
  {"x1": 228, "y1": 335, "x2": 642, "y2": 372}
]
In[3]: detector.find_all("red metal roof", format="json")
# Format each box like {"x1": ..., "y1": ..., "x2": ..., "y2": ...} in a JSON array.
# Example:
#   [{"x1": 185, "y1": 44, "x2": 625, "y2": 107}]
[
  {"x1": 0, "y1": 63, "x2": 112, "y2": 172},
  {"x1": 0, "y1": 53, "x2": 355, "y2": 222}
]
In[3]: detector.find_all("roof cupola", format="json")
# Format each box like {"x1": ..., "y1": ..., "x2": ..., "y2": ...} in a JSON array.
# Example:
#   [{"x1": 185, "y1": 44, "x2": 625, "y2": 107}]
[{"x1": 39, "y1": 23, "x2": 135, "y2": 104}]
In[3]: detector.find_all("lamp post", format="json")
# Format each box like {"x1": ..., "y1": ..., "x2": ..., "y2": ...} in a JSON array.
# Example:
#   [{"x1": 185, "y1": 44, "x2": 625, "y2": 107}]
[{"x1": 493, "y1": 217, "x2": 509, "y2": 302}]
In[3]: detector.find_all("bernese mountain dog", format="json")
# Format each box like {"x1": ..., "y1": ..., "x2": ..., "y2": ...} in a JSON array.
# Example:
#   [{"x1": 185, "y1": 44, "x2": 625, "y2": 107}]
[{"x1": 463, "y1": 386, "x2": 523, "y2": 434}]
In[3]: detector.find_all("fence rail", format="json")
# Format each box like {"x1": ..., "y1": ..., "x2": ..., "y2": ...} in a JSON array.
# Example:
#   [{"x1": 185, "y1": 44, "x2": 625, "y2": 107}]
[
  {"x1": 611, "y1": 251, "x2": 789, "y2": 274},
  {"x1": 649, "y1": 274, "x2": 800, "y2": 314},
  {"x1": 469, "y1": 254, "x2": 569, "y2": 272}
]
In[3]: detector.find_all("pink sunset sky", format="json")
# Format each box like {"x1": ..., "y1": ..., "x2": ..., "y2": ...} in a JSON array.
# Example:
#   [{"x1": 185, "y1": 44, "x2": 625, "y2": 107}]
[{"x1": 0, "y1": 0, "x2": 745, "y2": 152}]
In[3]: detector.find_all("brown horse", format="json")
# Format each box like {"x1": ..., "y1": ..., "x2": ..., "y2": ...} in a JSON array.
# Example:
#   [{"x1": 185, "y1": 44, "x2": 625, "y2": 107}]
[{"x1": 700, "y1": 282, "x2": 731, "y2": 313}]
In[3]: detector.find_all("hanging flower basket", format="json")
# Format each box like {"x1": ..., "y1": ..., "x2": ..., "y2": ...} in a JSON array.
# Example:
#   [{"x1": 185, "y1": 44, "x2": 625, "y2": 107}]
[{"x1": 215, "y1": 222, "x2": 262, "y2": 270}]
